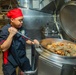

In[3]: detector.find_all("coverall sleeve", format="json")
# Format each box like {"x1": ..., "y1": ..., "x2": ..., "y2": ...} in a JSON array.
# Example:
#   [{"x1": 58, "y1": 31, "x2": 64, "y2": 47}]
[{"x1": 0, "y1": 29, "x2": 8, "y2": 45}]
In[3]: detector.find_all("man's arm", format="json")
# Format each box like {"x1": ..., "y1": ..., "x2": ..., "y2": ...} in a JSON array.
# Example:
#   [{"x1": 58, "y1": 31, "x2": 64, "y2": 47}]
[
  {"x1": 0, "y1": 27, "x2": 17, "y2": 52},
  {"x1": 0, "y1": 34, "x2": 14, "y2": 51}
]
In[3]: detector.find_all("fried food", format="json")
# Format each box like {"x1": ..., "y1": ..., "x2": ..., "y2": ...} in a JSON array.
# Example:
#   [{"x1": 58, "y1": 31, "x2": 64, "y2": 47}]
[{"x1": 46, "y1": 42, "x2": 76, "y2": 56}]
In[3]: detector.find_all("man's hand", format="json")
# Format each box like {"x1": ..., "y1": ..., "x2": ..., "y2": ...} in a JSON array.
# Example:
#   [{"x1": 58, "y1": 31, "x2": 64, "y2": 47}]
[
  {"x1": 26, "y1": 39, "x2": 39, "y2": 46},
  {"x1": 8, "y1": 27, "x2": 18, "y2": 37},
  {"x1": 33, "y1": 39, "x2": 39, "y2": 46}
]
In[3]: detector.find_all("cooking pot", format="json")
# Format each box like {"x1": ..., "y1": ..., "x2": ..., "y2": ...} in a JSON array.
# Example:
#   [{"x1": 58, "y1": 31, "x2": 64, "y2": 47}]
[
  {"x1": 35, "y1": 1, "x2": 76, "y2": 75},
  {"x1": 36, "y1": 38, "x2": 76, "y2": 75},
  {"x1": 36, "y1": 38, "x2": 76, "y2": 65}
]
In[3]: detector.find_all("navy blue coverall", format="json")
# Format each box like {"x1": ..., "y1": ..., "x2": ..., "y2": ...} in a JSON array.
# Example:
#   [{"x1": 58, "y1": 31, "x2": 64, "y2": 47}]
[{"x1": 0, "y1": 24, "x2": 31, "y2": 75}]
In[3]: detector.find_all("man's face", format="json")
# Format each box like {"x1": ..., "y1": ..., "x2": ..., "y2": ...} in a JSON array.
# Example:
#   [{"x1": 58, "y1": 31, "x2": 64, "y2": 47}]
[{"x1": 11, "y1": 16, "x2": 24, "y2": 29}]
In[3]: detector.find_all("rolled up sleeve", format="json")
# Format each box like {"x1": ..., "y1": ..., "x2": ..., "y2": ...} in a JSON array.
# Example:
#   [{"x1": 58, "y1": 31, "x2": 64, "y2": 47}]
[{"x1": 0, "y1": 29, "x2": 8, "y2": 45}]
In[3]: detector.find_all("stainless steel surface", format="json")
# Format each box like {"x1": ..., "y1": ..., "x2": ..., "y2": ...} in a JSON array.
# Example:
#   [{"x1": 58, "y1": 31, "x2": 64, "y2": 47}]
[
  {"x1": 37, "y1": 56, "x2": 62, "y2": 75},
  {"x1": 22, "y1": 8, "x2": 53, "y2": 29},
  {"x1": 20, "y1": 8, "x2": 55, "y2": 40},
  {"x1": 36, "y1": 48, "x2": 76, "y2": 65},
  {"x1": 36, "y1": 47, "x2": 76, "y2": 75},
  {"x1": 18, "y1": 0, "x2": 33, "y2": 8},
  {"x1": 60, "y1": 1, "x2": 76, "y2": 40},
  {"x1": 37, "y1": 55, "x2": 76, "y2": 75}
]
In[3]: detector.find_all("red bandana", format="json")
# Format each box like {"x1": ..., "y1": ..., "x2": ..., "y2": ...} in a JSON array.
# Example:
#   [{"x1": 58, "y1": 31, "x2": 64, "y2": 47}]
[{"x1": 7, "y1": 8, "x2": 23, "y2": 19}]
